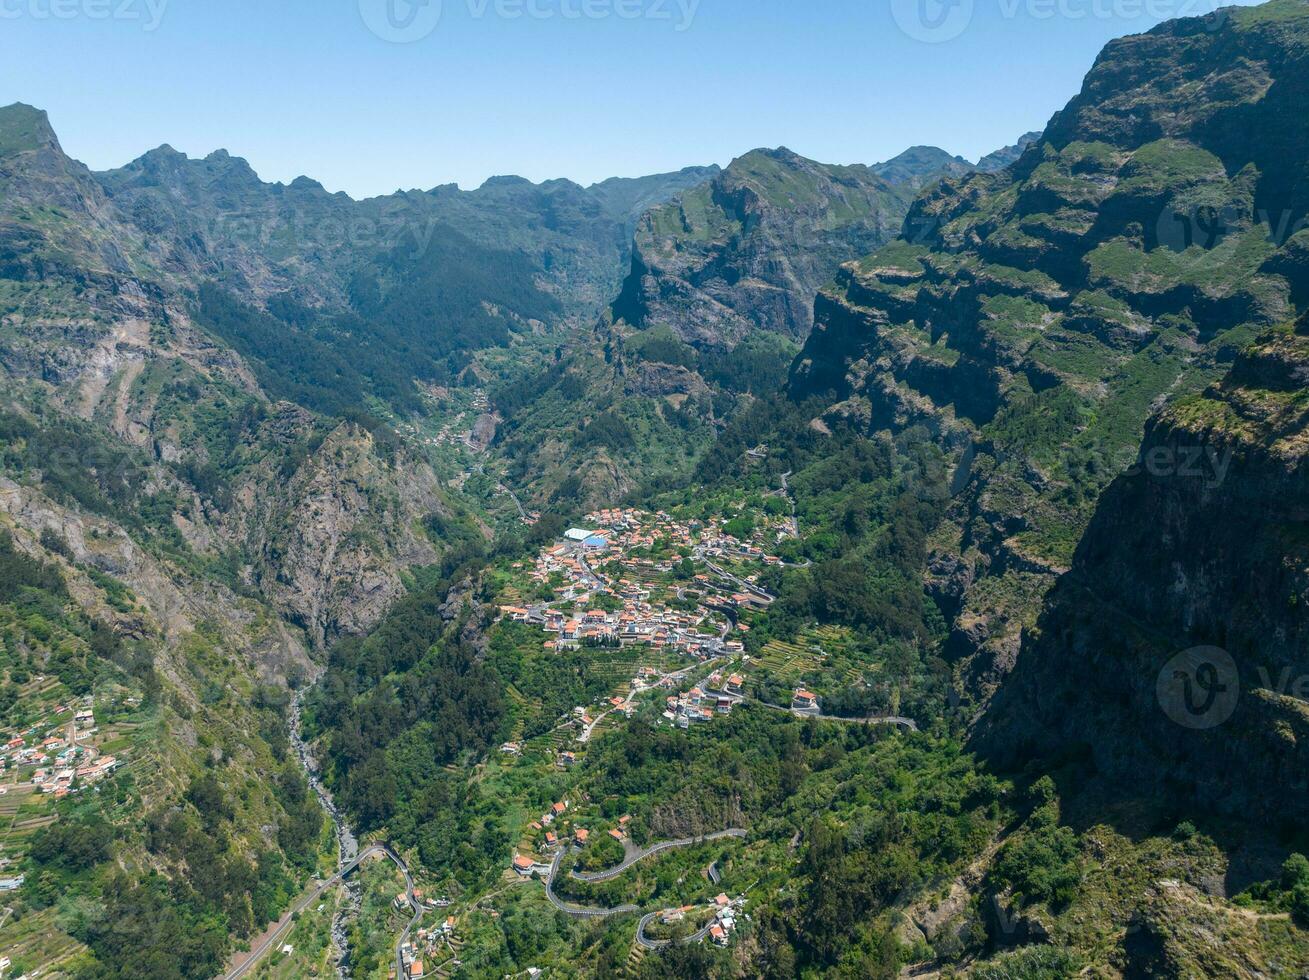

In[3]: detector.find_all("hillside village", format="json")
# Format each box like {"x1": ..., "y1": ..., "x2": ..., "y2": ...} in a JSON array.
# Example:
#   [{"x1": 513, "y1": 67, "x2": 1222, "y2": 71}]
[{"x1": 500, "y1": 507, "x2": 786, "y2": 659}]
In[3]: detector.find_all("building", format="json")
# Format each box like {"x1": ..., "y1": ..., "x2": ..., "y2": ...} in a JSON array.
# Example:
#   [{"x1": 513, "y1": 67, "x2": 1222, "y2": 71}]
[
  {"x1": 512, "y1": 854, "x2": 550, "y2": 877},
  {"x1": 792, "y1": 690, "x2": 821, "y2": 713}
]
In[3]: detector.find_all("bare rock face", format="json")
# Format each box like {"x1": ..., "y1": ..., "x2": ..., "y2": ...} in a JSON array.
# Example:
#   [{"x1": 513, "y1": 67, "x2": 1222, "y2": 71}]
[
  {"x1": 0, "y1": 476, "x2": 312, "y2": 685},
  {"x1": 614, "y1": 148, "x2": 916, "y2": 349},
  {"x1": 469, "y1": 412, "x2": 499, "y2": 449},
  {"x1": 980, "y1": 327, "x2": 1309, "y2": 826},
  {"x1": 241, "y1": 422, "x2": 447, "y2": 648}
]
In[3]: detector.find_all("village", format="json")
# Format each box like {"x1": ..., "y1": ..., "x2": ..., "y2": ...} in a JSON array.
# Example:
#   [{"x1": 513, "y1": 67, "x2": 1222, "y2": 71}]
[
  {"x1": 0, "y1": 694, "x2": 126, "y2": 909},
  {"x1": 499, "y1": 507, "x2": 786, "y2": 660}
]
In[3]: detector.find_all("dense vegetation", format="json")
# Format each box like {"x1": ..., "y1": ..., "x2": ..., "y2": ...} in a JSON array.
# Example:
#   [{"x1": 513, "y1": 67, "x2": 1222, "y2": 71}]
[{"x1": 197, "y1": 224, "x2": 561, "y2": 419}]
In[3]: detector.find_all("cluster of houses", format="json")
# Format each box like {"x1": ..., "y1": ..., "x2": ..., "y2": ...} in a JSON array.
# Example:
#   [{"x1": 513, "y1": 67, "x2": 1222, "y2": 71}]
[
  {"x1": 511, "y1": 805, "x2": 638, "y2": 877},
  {"x1": 31, "y1": 753, "x2": 119, "y2": 797},
  {"x1": 663, "y1": 686, "x2": 734, "y2": 728},
  {"x1": 502, "y1": 507, "x2": 784, "y2": 661},
  {"x1": 657, "y1": 670, "x2": 748, "y2": 729},
  {"x1": 658, "y1": 893, "x2": 745, "y2": 948},
  {"x1": 1, "y1": 704, "x2": 118, "y2": 798}
]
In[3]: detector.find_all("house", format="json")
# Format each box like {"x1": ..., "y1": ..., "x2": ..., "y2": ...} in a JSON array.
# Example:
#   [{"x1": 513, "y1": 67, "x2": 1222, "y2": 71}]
[
  {"x1": 725, "y1": 674, "x2": 745, "y2": 695},
  {"x1": 715, "y1": 893, "x2": 730, "y2": 908},
  {"x1": 0, "y1": 875, "x2": 24, "y2": 892},
  {"x1": 609, "y1": 828, "x2": 625, "y2": 842},
  {"x1": 710, "y1": 923, "x2": 729, "y2": 947},
  {"x1": 792, "y1": 690, "x2": 821, "y2": 713},
  {"x1": 512, "y1": 854, "x2": 550, "y2": 877},
  {"x1": 544, "y1": 831, "x2": 559, "y2": 850},
  {"x1": 574, "y1": 828, "x2": 590, "y2": 845},
  {"x1": 557, "y1": 751, "x2": 576, "y2": 769}
]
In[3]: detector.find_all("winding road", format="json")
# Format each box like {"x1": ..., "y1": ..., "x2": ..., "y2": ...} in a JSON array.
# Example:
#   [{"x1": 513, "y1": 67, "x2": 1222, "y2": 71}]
[
  {"x1": 751, "y1": 698, "x2": 919, "y2": 730},
  {"x1": 542, "y1": 851, "x2": 639, "y2": 918},
  {"x1": 568, "y1": 829, "x2": 748, "y2": 883},
  {"x1": 635, "y1": 910, "x2": 720, "y2": 951},
  {"x1": 541, "y1": 828, "x2": 747, "y2": 922}
]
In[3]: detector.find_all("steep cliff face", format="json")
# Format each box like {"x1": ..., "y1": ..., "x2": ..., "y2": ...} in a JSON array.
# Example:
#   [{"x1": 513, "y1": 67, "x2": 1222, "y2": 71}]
[
  {"x1": 613, "y1": 147, "x2": 916, "y2": 348},
  {"x1": 236, "y1": 421, "x2": 452, "y2": 647},
  {"x1": 981, "y1": 321, "x2": 1309, "y2": 826},
  {"x1": 790, "y1": 0, "x2": 1309, "y2": 692},
  {"x1": 0, "y1": 105, "x2": 472, "y2": 649}
]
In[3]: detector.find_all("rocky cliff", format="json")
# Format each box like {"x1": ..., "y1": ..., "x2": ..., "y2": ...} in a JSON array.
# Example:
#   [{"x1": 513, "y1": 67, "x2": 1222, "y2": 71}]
[
  {"x1": 613, "y1": 147, "x2": 917, "y2": 348},
  {"x1": 790, "y1": 0, "x2": 1309, "y2": 693},
  {"x1": 0, "y1": 104, "x2": 476, "y2": 648},
  {"x1": 981, "y1": 320, "x2": 1309, "y2": 825}
]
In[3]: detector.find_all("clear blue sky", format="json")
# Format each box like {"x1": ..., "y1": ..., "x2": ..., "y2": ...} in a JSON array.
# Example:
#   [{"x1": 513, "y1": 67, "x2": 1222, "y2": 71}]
[{"x1": 0, "y1": 0, "x2": 1259, "y2": 198}]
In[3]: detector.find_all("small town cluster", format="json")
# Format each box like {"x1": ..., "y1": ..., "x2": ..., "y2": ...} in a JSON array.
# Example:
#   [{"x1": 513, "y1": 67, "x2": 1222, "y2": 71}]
[
  {"x1": 501, "y1": 507, "x2": 784, "y2": 661},
  {"x1": 0, "y1": 699, "x2": 119, "y2": 803}
]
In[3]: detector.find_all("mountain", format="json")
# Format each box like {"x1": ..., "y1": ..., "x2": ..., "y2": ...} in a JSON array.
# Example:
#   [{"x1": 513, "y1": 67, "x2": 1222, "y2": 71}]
[
  {"x1": 791, "y1": 0, "x2": 1309, "y2": 699},
  {"x1": 612, "y1": 147, "x2": 916, "y2": 349},
  {"x1": 982, "y1": 318, "x2": 1309, "y2": 829},
  {"x1": 974, "y1": 132, "x2": 1041, "y2": 173},
  {"x1": 4, "y1": 1, "x2": 1309, "y2": 973},
  {"x1": 870, "y1": 144, "x2": 975, "y2": 187}
]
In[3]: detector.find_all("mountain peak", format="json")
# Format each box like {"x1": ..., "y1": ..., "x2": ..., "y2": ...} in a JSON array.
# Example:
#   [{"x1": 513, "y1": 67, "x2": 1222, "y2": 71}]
[
  {"x1": 975, "y1": 131, "x2": 1041, "y2": 172},
  {"x1": 871, "y1": 145, "x2": 972, "y2": 187},
  {"x1": 0, "y1": 102, "x2": 60, "y2": 157},
  {"x1": 479, "y1": 174, "x2": 535, "y2": 190}
]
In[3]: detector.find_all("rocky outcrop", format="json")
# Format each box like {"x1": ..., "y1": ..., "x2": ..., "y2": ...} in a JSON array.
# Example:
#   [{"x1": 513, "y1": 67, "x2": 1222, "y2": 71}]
[
  {"x1": 235, "y1": 421, "x2": 450, "y2": 648},
  {"x1": 614, "y1": 148, "x2": 916, "y2": 348},
  {"x1": 789, "y1": 0, "x2": 1309, "y2": 695},
  {"x1": 979, "y1": 325, "x2": 1309, "y2": 825}
]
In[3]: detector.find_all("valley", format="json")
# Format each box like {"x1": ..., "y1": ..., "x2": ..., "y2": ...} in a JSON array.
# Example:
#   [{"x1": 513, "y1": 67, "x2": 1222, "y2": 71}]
[{"x1": 1, "y1": 1, "x2": 1308, "y2": 977}]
